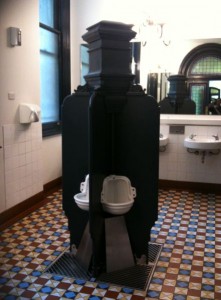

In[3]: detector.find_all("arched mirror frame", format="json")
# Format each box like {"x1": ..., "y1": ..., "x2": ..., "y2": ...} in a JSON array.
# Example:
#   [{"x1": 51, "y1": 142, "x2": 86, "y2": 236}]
[{"x1": 179, "y1": 43, "x2": 221, "y2": 115}]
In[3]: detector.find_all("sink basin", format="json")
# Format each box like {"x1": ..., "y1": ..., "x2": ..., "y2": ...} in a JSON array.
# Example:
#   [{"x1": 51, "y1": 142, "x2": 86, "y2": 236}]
[
  {"x1": 160, "y1": 134, "x2": 169, "y2": 147},
  {"x1": 184, "y1": 135, "x2": 221, "y2": 150}
]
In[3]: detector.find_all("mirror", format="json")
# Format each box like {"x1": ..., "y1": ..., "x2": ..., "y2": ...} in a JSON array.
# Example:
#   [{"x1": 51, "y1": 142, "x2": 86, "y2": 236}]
[{"x1": 81, "y1": 40, "x2": 221, "y2": 115}]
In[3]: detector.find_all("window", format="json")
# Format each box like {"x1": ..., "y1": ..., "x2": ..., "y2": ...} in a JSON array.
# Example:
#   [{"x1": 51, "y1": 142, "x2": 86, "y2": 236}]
[
  {"x1": 39, "y1": 0, "x2": 70, "y2": 137},
  {"x1": 179, "y1": 43, "x2": 221, "y2": 115}
]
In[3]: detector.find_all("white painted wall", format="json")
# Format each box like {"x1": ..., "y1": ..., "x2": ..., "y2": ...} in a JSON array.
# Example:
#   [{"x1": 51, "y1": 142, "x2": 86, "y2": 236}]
[
  {"x1": 0, "y1": 0, "x2": 221, "y2": 212},
  {"x1": 160, "y1": 118, "x2": 221, "y2": 184},
  {"x1": 0, "y1": 0, "x2": 62, "y2": 212}
]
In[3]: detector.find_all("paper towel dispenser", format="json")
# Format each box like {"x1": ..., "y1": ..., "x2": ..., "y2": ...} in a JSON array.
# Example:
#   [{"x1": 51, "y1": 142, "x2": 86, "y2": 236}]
[{"x1": 19, "y1": 103, "x2": 41, "y2": 124}]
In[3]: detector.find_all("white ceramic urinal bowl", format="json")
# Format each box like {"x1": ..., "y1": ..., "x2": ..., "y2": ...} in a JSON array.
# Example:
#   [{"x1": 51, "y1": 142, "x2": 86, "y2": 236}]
[
  {"x1": 101, "y1": 175, "x2": 136, "y2": 215},
  {"x1": 74, "y1": 174, "x2": 89, "y2": 211}
]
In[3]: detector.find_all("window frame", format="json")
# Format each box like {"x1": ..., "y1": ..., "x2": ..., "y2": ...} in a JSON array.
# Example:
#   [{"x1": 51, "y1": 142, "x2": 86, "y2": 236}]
[{"x1": 39, "y1": 0, "x2": 70, "y2": 137}]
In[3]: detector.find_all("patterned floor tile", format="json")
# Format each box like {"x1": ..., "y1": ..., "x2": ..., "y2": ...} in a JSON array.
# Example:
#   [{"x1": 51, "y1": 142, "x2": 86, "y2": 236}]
[{"x1": 1, "y1": 189, "x2": 221, "y2": 299}]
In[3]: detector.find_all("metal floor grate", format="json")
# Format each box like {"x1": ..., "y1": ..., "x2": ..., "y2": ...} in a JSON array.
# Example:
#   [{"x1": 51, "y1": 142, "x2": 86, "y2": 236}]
[{"x1": 44, "y1": 242, "x2": 162, "y2": 291}]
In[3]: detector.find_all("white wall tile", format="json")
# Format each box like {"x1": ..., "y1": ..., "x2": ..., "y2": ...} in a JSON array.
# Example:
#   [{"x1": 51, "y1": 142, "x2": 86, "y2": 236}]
[
  {"x1": 159, "y1": 124, "x2": 221, "y2": 184},
  {"x1": 3, "y1": 123, "x2": 43, "y2": 209}
]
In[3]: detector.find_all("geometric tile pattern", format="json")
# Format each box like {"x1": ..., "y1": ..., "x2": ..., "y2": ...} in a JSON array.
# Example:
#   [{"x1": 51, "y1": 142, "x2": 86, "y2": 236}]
[{"x1": 0, "y1": 188, "x2": 221, "y2": 299}]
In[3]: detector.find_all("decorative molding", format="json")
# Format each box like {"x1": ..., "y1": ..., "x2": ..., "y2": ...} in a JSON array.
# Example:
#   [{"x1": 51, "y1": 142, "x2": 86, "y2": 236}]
[{"x1": 0, "y1": 177, "x2": 62, "y2": 231}]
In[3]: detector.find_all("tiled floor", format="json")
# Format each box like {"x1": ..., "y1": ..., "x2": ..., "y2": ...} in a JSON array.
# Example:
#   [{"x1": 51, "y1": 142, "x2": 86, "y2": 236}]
[{"x1": 0, "y1": 189, "x2": 221, "y2": 300}]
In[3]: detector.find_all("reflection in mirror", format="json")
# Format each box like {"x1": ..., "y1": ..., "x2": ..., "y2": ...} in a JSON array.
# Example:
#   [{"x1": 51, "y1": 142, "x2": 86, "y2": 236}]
[
  {"x1": 81, "y1": 42, "x2": 221, "y2": 115},
  {"x1": 80, "y1": 44, "x2": 89, "y2": 85}
]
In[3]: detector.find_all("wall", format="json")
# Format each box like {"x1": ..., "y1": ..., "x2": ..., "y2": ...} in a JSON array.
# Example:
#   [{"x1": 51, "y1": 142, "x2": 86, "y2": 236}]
[
  {"x1": 0, "y1": 0, "x2": 62, "y2": 212},
  {"x1": 160, "y1": 117, "x2": 221, "y2": 184},
  {"x1": 71, "y1": 0, "x2": 221, "y2": 89},
  {"x1": 0, "y1": 0, "x2": 221, "y2": 213}
]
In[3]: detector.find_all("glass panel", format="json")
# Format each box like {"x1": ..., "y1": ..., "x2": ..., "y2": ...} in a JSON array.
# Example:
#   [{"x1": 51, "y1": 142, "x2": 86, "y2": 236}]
[
  {"x1": 39, "y1": 0, "x2": 55, "y2": 27},
  {"x1": 80, "y1": 45, "x2": 89, "y2": 85},
  {"x1": 40, "y1": 28, "x2": 59, "y2": 123},
  {"x1": 190, "y1": 85, "x2": 205, "y2": 115},
  {"x1": 191, "y1": 56, "x2": 221, "y2": 74}
]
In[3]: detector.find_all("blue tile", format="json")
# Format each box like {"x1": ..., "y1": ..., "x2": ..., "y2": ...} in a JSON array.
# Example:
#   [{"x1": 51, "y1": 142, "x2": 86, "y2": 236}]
[
  {"x1": 122, "y1": 287, "x2": 133, "y2": 293},
  {"x1": 207, "y1": 223, "x2": 215, "y2": 227},
  {"x1": 41, "y1": 286, "x2": 53, "y2": 293},
  {"x1": 166, "y1": 240, "x2": 175, "y2": 244},
  {"x1": 5, "y1": 253, "x2": 14, "y2": 258},
  {"x1": 23, "y1": 256, "x2": 32, "y2": 262},
  {"x1": 52, "y1": 251, "x2": 61, "y2": 256},
  {"x1": 52, "y1": 275, "x2": 63, "y2": 281},
  {"x1": 170, "y1": 226, "x2": 179, "y2": 230},
  {"x1": 186, "y1": 234, "x2": 196, "y2": 239},
  {"x1": 205, "y1": 252, "x2": 215, "y2": 257},
  {"x1": 75, "y1": 279, "x2": 86, "y2": 285},
  {"x1": 155, "y1": 267, "x2": 167, "y2": 272},
  {"x1": 152, "y1": 278, "x2": 163, "y2": 284},
  {"x1": 168, "y1": 232, "x2": 177, "y2": 237},
  {"x1": 183, "y1": 250, "x2": 193, "y2": 255},
  {"x1": 173, "y1": 295, "x2": 187, "y2": 300},
  {"x1": 206, "y1": 236, "x2": 215, "y2": 241},
  {"x1": 31, "y1": 270, "x2": 42, "y2": 277},
  {"x1": 205, "y1": 244, "x2": 215, "y2": 249},
  {"x1": 204, "y1": 261, "x2": 214, "y2": 267},
  {"x1": 203, "y1": 272, "x2": 214, "y2": 279},
  {"x1": 97, "y1": 283, "x2": 109, "y2": 289},
  {"x1": 35, "y1": 247, "x2": 43, "y2": 253},
  {"x1": 18, "y1": 282, "x2": 30, "y2": 289},
  {"x1": 177, "y1": 281, "x2": 188, "y2": 288},
  {"x1": 43, "y1": 260, "x2": 52, "y2": 266},
  {"x1": 11, "y1": 266, "x2": 22, "y2": 272},
  {"x1": 0, "y1": 277, "x2": 8, "y2": 284},
  {"x1": 53, "y1": 232, "x2": 61, "y2": 236},
  {"x1": 147, "y1": 290, "x2": 160, "y2": 298},
  {"x1": 162, "y1": 247, "x2": 172, "y2": 252},
  {"x1": 89, "y1": 297, "x2": 102, "y2": 300},
  {"x1": 0, "y1": 241, "x2": 8, "y2": 246},
  {"x1": 159, "y1": 256, "x2": 170, "y2": 262},
  {"x1": 181, "y1": 259, "x2": 192, "y2": 264},
  {"x1": 188, "y1": 227, "x2": 197, "y2": 232},
  {"x1": 202, "y1": 284, "x2": 214, "y2": 291},
  {"x1": 45, "y1": 239, "x2": 52, "y2": 244},
  {"x1": 206, "y1": 229, "x2": 215, "y2": 234},
  {"x1": 11, "y1": 234, "x2": 19, "y2": 238},
  {"x1": 179, "y1": 269, "x2": 191, "y2": 275},
  {"x1": 4, "y1": 296, "x2": 17, "y2": 300},
  {"x1": 64, "y1": 291, "x2": 76, "y2": 298},
  {"x1": 27, "y1": 237, "x2": 35, "y2": 241}
]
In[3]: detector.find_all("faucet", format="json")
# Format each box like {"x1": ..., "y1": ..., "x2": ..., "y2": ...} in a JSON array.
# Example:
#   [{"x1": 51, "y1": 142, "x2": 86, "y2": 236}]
[
  {"x1": 189, "y1": 134, "x2": 196, "y2": 139},
  {"x1": 212, "y1": 134, "x2": 219, "y2": 140}
]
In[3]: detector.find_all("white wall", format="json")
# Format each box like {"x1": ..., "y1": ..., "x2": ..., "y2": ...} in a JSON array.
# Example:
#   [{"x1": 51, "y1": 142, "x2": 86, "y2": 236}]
[
  {"x1": 0, "y1": 0, "x2": 62, "y2": 212},
  {"x1": 71, "y1": 0, "x2": 221, "y2": 89},
  {"x1": 0, "y1": 0, "x2": 221, "y2": 212},
  {"x1": 160, "y1": 121, "x2": 221, "y2": 184}
]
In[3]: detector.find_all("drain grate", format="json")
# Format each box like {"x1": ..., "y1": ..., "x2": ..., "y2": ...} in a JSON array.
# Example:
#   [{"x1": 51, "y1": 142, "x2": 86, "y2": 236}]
[
  {"x1": 97, "y1": 264, "x2": 153, "y2": 291},
  {"x1": 44, "y1": 242, "x2": 162, "y2": 291},
  {"x1": 45, "y1": 252, "x2": 91, "y2": 280}
]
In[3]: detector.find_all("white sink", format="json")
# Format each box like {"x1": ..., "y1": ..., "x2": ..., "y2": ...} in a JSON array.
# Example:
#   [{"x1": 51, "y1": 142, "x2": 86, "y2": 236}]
[
  {"x1": 160, "y1": 134, "x2": 169, "y2": 147},
  {"x1": 184, "y1": 135, "x2": 221, "y2": 150}
]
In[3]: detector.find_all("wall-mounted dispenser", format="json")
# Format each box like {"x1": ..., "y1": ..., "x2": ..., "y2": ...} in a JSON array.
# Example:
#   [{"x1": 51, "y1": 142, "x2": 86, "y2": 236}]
[
  {"x1": 9, "y1": 27, "x2": 22, "y2": 47},
  {"x1": 19, "y1": 103, "x2": 41, "y2": 124}
]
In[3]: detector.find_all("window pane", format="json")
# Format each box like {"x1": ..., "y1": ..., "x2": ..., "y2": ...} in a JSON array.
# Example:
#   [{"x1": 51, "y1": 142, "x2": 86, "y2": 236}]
[
  {"x1": 191, "y1": 56, "x2": 221, "y2": 75},
  {"x1": 40, "y1": 28, "x2": 59, "y2": 123},
  {"x1": 190, "y1": 85, "x2": 205, "y2": 115},
  {"x1": 80, "y1": 44, "x2": 89, "y2": 85},
  {"x1": 39, "y1": 0, "x2": 55, "y2": 27}
]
